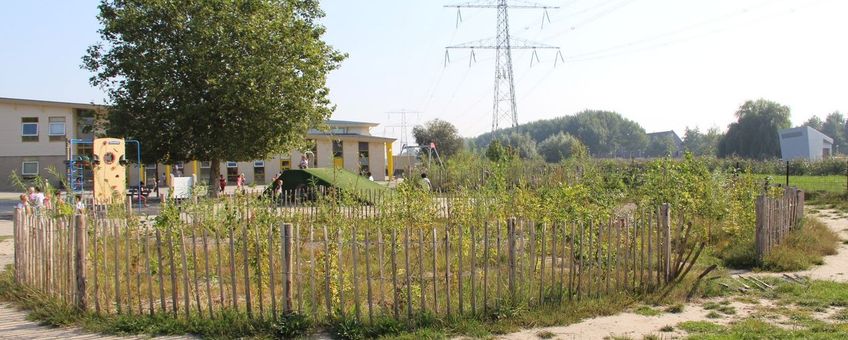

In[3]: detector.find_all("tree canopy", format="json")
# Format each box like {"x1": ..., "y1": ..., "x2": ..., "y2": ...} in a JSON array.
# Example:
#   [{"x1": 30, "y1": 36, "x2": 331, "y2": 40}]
[
  {"x1": 83, "y1": 0, "x2": 345, "y2": 187},
  {"x1": 473, "y1": 110, "x2": 648, "y2": 157},
  {"x1": 683, "y1": 127, "x2": 722, "y2": 156},
  {"x1": 717, "y1": 99, "x2": 791, "y2": 159},
  {"x1": 412, "y1": 119, "x2": 464, "y2": 158},
  {"x1": 820, "y1": 112, "x2": 846, "y2": 154},
  {"x1": 537, "y1": 132, "x2": 587, "y2": 162}
]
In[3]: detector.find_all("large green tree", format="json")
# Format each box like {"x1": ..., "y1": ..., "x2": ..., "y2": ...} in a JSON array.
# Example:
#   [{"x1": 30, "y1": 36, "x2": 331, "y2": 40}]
[
  {"x1": 83, "y1": 0, "x2": 344, "y2": 194},
  {"x1": 537, "y1": 132, "x2": 587, "y2": 163},
  {"x1": 683, "y1": 127, "x2": 722, "y2": 156},
  {"x1": 412, "y1": 119, "x2": 464, "y2": 158},
  {"x1": 472, "y1": 110, "x2": 648, "y2": 157},
  {"x1": 820, "y1": 111, "x2": 846, "y2": 154},
  {"x1": 717, "y1": 99, "x2": 791, "y2": 159}
]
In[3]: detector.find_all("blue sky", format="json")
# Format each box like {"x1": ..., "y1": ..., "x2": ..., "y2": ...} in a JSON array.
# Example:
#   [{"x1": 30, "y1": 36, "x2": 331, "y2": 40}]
[{"x1": 2, "y1": 0, "x2": 846, "y2": 145}]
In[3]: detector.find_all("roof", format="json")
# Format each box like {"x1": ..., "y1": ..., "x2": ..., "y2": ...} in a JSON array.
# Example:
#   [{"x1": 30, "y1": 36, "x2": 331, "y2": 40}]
[
  {"x1": 779, "y1": 126, "x2": 834, "y2": 144},
  {"x1": 326, "y1": 119, "x2": 379, "y2": 127},
  {"x1": 307, "y1": 132, "x2": 395, "y2": 142},
  {"x1": 647, "y1": 130, "x2": 683, "y2": 144},
  {"x1": 0, "y1": 97, "x2": 103, "y2": 110}
]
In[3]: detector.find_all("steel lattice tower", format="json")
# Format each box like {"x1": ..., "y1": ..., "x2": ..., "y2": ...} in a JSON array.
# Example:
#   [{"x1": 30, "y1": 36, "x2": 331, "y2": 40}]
[{"x1": 446, "y1": 0, "x2": 562, "y2": 136}]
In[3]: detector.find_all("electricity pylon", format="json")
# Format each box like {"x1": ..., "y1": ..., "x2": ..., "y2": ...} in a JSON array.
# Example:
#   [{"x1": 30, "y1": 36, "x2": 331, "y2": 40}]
[{"x1": 445, "y1": 0, "x2": 563, "y2": 137}]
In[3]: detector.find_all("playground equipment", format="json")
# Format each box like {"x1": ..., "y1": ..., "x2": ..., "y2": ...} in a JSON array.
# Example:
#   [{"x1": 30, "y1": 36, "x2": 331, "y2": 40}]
[
  {"x1": 396, "y1": 142, "x2": 444, "y2": 176},
  {"x1": 67, "y1": 138, "x2": 142, "y2": 208}
]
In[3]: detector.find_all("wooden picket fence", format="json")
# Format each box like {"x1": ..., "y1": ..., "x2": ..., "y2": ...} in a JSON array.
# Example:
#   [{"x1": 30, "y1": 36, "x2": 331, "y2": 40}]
[
  {"x1": 754, "y1": 187, "x2": 805, "y2": 261},
  {"x1": 13, "y1": 202, "x2": 704, "y2": 323}
]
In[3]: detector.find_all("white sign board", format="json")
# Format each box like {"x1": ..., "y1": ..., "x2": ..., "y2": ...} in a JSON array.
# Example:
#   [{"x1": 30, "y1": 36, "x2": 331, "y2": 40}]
[{"x1": 171, "y1": 176, "x2": 194, "y2": 199}]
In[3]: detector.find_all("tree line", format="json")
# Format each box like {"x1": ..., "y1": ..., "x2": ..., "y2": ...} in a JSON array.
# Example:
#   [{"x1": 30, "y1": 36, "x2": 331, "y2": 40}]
[{"x1": 412, "y1": 99, "x2": 846, "y2": 162}]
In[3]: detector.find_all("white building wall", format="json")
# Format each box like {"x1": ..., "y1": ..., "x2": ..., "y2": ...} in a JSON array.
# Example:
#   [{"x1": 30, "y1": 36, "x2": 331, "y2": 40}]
[{"x1": 369, "y1": 142, "x2": 387, "y2": 181}]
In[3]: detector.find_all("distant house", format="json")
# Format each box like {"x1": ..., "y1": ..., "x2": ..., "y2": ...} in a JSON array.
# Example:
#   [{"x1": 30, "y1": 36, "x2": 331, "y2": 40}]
[
  {"x1": 778, "y1": 126, "x2": 833, "y2": 161},
  {"x1": 646, "y1": 130, "x2": 684, "y2": 158}
]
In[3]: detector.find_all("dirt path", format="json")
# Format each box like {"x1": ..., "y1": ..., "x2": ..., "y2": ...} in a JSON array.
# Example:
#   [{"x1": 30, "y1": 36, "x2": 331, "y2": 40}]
[
  {"x1": 496, "y1": 210, "x2": 848, "y2": 340},
  {"x1": 0, "y1": 218, "x2": 192, "y2": 339}
]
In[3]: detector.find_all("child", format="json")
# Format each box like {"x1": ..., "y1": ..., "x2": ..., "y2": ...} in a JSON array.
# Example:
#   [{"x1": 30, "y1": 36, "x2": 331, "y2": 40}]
[
  {"x1": 16, "y1": 194, "x2": 31, "y2": 215},
  {"x1": 75, "y1": 195, "x2": 85, "y2": 212},
  {"x1": 218, "y1": 174, "x2": 227, "y2": 193}
]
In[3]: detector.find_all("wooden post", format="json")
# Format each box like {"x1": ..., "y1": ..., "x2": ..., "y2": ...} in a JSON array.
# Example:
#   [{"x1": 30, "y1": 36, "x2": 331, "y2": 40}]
[
  {"x1": 661, "y1": 203, "x2": 672, "y2": 283},
  {"x1": 353, "y1": 226, "x2": 361, "y2": 321},
  {"x1": 13, "y1": 208, "x2": 19, "y2": 284},
  {"x1": 445, "y1": 226, "x2": 451, "y2": 317},
  {"x1": 755, "y1": 195, "x2": 766, "y2": 262},
  {"x1": 539, "y1": 223, "x2": 546, "y2": 303},
  {"x1": 507, "y1": 218, "x2": 516, "y2": 304},
  {"x1": 404, "y1": 227, "x2": 412, "y2": 319},
  {"x1": 283, "y1": 223, "x2": 293, "y2": 313},
  {"x1": 74, "y1": 214, "x2": 87, "y2": 311},
  {"x1": 365, "y1": 229, "x2": 374, "y2": 323},
  {"x1": 391, "y1": 229, "x2": 399, "y2": 318}
]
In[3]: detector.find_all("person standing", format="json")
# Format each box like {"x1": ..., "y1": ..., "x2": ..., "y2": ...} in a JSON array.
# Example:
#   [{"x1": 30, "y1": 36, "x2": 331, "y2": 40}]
[
  {"x1": 420, "y1": 173, "x2": 432, "y2": 191},
  {"x1": 299, "y1": 155, "x2": 309, "y2": 169},
  {"x1": 236, "y1": 173, "x2": 245, "y2": 193},
  {"x1": 153, "y1": 177, "x2": 160, "y2": 198},
  {"x1": 160, "y1": 172, "x2": 167, "y2": 188},
  {"x1": 218, "y1": 174, "x2": 227, "y2": 194},
  {"x1": 32, "y1": 187, "x2": 45, "y2": 210},
  {"x1": 75, "y1": 194, "x2": 85, "y2": 213},
  {"x1": 16, "y1": 194, "x2": 31, "y2": 215}
]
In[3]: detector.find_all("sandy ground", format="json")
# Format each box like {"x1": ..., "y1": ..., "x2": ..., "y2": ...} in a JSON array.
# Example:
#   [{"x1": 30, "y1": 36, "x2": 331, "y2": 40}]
[
  {"x1": 786, "y1": 210, "x2": 848, "y2": 282},
  {"x1": 496, "y1": 209, "x2": 848, "y2": 340}
]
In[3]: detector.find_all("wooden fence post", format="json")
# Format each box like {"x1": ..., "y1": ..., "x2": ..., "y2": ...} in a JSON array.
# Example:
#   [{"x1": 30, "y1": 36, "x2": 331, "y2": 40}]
[
  {"x1": 507, "y1": 218, "x2": 516, "y2": 304},
  {"x1": 661, "y1": 204, "x2": 671, "y2": 285},
  {"x1": 755, "y1": 195, "x2": 766, "y2": 262},
  {"x1": 74, "y1": 214, "x2": 87, "y2": 311},
  {"x1": 13, "y1": 208, "x2": 20, "y2": 284},
  {"x1": 283, "y1": 223, "x2": 293, "y2": 313}
]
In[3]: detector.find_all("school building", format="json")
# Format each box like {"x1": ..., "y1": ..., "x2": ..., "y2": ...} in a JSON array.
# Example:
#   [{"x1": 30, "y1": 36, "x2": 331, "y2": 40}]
[{"x1": 0, "y1": 97, "x2": 395, "y2": 191}]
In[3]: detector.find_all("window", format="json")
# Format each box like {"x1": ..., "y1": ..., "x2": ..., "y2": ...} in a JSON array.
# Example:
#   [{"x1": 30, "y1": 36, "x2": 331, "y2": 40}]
[
  {"x1": 21, "y1": 117, "x2": 38, "y2": 142},
  {"x1": 358, "y1": 142, "x2": 370, "y2": 175},
  {"x1": 253, "y1": 160, "x2": 266, "y2": 184},
  {"x1": 280, "y1": 159, "x2": 291, "y2": 170},
  {"x1": 226, "y1": 161, "x2": 238, "y2": 168},
  {"x1": 331, "y1": 127, "x2": 348, "y2": 134},
  {"x1": 200, "y1": 161, "x2": 211, "y2": 168},
  {"x1": 145, "y1": 163, "x2": 157, "y2": 169},
  {"x1": 332, "y1": 140, "x2": 343, "y2": 158},
  {"x1": 48, "y1": 117, "x2": 66, "y2": 136},
  {"x1": 21, "y1": 161, "x2": 39, "y2": 176}
]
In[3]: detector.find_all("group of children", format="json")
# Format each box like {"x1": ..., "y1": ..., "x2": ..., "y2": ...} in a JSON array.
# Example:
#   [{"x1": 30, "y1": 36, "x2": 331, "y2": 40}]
[{"x1": 16, "y1": 186, "x2": 85, "y2": 215}]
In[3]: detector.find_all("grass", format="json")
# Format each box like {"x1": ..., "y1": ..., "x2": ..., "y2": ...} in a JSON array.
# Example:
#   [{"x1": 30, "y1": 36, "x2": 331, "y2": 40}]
[
  {"x1": 807, "y1": 191, "x2": 848, "y2": 213},
  {"x1": 761, "y1": 217, "x2": 840, "y2": 271},
  {"x1": 785, "y1": 175, "x2": 847, "y2": 193},
  {"x1": 536, "y1": 330, "x2": 555, "y2": 339},
  {"x1": 676, "y1": 321, "x2": 725, "y2": 333},
  {"x1": 633, "y1": 306, "x2": 662, "y2": 317},
  {"x1": 686, "y1": 318, "x2": 848, "y2": 339},
  {"x1": 664, "y1": 304, "x2": 684, "y2": 314}
]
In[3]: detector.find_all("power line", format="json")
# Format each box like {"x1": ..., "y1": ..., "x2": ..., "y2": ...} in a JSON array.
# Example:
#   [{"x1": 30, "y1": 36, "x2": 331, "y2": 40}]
[{"x1": 444, "y1": 0, "x2": 563, "y2": 137}]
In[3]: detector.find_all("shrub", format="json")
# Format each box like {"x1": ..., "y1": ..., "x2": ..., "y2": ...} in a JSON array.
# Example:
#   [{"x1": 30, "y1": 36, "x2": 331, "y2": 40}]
[
  {"x1": 272, "y1": 312, "x2": 311, "y2": 339},
  {"x1": 762, "y1": 218, "x2": 839, "y2": 271}
]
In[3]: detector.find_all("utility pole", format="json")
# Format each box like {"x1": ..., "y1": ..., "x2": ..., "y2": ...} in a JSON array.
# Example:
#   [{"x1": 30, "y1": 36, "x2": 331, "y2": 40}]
[
  {"x1": 386, "y1": 110, "x2": 421, "y2": 147},
  {"x1": 445, "y1": 0, "x2": 563, "y2": 137}
]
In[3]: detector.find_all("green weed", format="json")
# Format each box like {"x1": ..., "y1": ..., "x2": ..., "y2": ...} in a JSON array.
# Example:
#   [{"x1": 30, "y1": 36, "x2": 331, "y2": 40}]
[
  {"x1": 633, "y1": 306, "x2": 661, "y2": 317},
  {"x1": 677, "y1": 321, "x2": 725, "y2": 333}
]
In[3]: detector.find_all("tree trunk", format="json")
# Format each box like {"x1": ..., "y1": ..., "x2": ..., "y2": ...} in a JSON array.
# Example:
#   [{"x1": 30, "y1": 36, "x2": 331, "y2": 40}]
[{"x1": 210, "y1": 159, "x2": 221, "y2": 198}]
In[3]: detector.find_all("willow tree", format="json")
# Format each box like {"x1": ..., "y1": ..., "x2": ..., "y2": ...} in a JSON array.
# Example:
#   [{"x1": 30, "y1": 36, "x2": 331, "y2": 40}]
[{"x1": 83, "y1": 0, "x2": 344, "y2": 195}]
